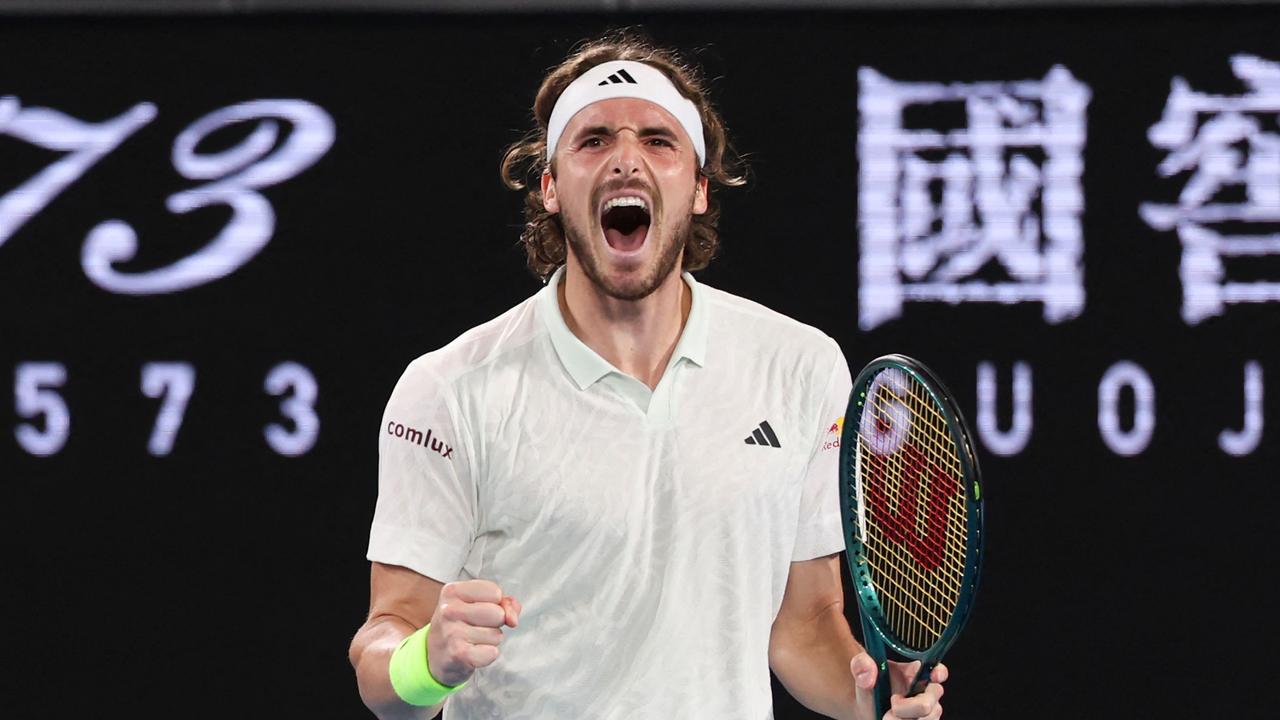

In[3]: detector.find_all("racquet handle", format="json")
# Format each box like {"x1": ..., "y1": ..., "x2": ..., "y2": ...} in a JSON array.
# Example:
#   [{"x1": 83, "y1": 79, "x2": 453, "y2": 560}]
[{"x1": 905, "y1": 661, "x2": 936, "y2": 697}]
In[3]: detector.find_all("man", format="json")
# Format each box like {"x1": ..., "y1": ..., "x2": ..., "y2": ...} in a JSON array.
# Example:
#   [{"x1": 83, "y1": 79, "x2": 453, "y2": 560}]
[{"x1": 349, "y1": 33, "x2": 948, "y2": 720}]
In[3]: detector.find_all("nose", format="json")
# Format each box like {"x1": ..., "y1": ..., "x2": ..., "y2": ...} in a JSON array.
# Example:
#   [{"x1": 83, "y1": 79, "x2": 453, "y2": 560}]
[{"x1": 609, "y1": 133, "x2": 643, "y2": 176}]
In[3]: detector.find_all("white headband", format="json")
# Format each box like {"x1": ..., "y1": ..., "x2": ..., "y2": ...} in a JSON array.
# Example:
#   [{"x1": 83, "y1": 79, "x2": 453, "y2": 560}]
[{"x1": 545, "y1": 60, "x2": 706, "y2": 168}]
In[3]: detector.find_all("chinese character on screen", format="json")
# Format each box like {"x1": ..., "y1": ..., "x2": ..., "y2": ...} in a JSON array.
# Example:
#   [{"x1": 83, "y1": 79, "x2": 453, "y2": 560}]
[
  {"x1": 1140, "y1": 54, "x2": 1280, "y2": 324},
  {"x1": 857, "y1": 66, "x2": 1092, "y2": 330}
]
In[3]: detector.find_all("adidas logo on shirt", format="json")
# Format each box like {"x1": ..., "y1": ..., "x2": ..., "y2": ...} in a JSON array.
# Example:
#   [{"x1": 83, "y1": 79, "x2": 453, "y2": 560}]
[
  {"x1": 743, "y1": 420, "x2": 781, "y2": 448},
  {"x1": 597, "y1": 68, "x2": 638, "y2": 86}
]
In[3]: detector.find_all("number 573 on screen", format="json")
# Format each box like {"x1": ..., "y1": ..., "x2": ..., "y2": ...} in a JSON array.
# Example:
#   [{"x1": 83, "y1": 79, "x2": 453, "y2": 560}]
[{"x1": 12, "y1": 361, "x2": 319, "y2": 457}]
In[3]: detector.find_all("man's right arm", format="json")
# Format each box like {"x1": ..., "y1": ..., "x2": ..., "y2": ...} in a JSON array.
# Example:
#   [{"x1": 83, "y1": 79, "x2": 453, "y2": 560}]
[
  {"x1": 350, "y1": 562, "x2": 448, "y2": 720},
  {"x1": 349, "y1": 562, "x2": 521, "y2": 720}
]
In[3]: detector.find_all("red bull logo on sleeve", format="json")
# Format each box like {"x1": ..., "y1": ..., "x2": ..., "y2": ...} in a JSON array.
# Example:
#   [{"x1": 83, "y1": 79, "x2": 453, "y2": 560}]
[{"x1": 822, "y1": 416, "x2": 844, "y2": 452}]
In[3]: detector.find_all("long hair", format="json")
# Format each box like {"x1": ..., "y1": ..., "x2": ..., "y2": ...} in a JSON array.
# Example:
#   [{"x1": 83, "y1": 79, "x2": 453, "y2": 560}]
[{"x1": 500, "y1": 31, "x2": 747, "y2": 281}]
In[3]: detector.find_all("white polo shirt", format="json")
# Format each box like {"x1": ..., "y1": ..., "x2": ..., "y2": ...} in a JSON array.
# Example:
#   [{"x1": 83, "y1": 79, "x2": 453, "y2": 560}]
[{"x1": 369, "y1": 266, "x2": 852, "y2": 720}]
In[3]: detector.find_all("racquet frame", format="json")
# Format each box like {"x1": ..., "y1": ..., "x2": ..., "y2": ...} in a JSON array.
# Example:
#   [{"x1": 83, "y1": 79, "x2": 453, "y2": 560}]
[{"x1": 838, "y1": 354, "x2": 984, "y2": 717}]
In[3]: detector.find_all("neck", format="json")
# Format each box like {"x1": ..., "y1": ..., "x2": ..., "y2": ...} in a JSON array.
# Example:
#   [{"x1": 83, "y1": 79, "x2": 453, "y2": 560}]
[{"x1": 558, "y1": 261, "x2": 691, "y2": 390}]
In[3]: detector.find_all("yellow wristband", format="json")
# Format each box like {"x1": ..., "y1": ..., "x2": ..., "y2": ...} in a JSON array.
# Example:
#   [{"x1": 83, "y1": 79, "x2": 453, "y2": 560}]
[{"x1": 388, "y1": 623, "x2": 465, "y2": 707}]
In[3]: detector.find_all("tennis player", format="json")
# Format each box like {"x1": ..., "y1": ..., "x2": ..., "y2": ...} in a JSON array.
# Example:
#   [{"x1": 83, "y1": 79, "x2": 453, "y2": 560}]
[{"x1": 349, "y1": 32, "x2": 948, "y2": 720}]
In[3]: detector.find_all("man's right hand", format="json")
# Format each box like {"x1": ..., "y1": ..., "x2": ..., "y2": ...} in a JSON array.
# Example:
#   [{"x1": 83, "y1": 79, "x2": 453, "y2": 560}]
[{"x1": 426, "y1": 580, "x2": 522, "y2": 687}]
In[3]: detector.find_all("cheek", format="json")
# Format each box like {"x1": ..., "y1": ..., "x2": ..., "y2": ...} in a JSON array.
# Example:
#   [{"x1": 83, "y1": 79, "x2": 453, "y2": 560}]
[
  {"x1": 566, "y1": 191, "x2": 595, "y2": 223},
  {"x1": 557, "y1": 173, "x2": 597, "y2": 217},
  {"x1": 659, "y1": 174, "x2": 701, "y2": 214}
]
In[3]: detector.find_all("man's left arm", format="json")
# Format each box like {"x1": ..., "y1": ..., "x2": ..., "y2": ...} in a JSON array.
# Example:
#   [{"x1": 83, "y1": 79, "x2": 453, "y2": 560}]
[{"x1": 768, "y1": 553, "x2": 947, "y2": 720}]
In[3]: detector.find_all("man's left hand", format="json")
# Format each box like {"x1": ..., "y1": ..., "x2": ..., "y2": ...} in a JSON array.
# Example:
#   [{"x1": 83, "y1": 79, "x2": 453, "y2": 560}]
[{"x1": 850, "y1": 653, "x2": 947, "y2": 720}]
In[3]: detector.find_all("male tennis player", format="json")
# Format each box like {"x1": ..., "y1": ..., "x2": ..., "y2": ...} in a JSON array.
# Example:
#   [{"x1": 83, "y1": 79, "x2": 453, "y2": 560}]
[{"x1": 349, "y1": 33, "x2": 948, "y2": 720}]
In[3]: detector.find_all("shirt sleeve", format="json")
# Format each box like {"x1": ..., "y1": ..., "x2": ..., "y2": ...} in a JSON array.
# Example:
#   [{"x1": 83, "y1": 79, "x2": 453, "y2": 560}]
[
  {"x1": 367, "y1": 356, "x2": 477, "y2": 583},
  {"x1": 791, "y1": 340, "x2": 854, "y2": 562}
]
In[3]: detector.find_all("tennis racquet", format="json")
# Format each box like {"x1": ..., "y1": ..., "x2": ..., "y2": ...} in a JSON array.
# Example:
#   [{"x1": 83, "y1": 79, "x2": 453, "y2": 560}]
[{"x1": 838, "y1": 354, "x2": 984, "y2": 718}]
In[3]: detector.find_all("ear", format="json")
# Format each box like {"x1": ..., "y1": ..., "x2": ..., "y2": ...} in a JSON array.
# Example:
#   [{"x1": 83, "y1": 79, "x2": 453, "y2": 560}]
[
  {"x1": 692, "y1": 174, "x2": 709, "y2": 215},
  {"x1": 541, "y1": 170, "x2": 559, "y2": 214}
]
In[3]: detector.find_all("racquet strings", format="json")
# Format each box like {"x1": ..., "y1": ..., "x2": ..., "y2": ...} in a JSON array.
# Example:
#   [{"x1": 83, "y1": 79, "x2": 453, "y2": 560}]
[{"x1": 855, "y1": 369, "x2": 969, "y2": 652}]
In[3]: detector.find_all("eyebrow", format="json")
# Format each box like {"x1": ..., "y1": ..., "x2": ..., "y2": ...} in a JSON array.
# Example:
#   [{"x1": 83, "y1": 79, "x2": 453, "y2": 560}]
[
  {"x1": 638, "y1": 126, "x2": 679, "y2": 140},
  {"x1": 571, "y1": 125, "x2": 681, "y2": 141}
]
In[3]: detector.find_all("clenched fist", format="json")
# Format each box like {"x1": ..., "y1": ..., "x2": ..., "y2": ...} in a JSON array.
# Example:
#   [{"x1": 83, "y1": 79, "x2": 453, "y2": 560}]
[{"x1": 427, "y1": 580, "x2": 522, "y2": 687}]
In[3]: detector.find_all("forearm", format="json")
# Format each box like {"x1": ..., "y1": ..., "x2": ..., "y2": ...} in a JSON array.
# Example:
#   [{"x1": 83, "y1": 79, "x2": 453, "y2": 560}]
[
  {"x1": 349, "y1": 616, "x2": 445, "y2": 720},
  {"x1": 769, "y1": 602, "x2": 867, "y2": 720}
]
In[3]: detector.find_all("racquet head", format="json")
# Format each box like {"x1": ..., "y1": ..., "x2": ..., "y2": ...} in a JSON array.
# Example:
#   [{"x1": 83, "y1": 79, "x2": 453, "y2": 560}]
[{"x1": 839, "y1": 354, "x2": 984, "y2": 710}]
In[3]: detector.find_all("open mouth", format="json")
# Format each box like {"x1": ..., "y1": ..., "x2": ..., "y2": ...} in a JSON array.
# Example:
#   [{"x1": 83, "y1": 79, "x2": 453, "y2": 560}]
[{"x1": 601, "y1": 196, "x2": 651, "y2": 253}]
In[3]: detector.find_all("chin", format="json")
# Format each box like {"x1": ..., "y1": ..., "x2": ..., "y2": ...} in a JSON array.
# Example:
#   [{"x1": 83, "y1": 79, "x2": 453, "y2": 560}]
[{"x1": 596, "y1": 271, "x2": 663, "y2": 302}]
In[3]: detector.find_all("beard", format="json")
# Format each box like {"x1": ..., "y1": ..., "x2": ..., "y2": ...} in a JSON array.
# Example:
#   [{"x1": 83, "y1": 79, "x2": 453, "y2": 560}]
[{"x1": 562, "y1": 202, "x2": 692, "y2": 302}]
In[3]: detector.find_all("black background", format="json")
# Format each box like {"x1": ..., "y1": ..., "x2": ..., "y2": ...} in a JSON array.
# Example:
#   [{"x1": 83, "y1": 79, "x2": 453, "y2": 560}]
[{"x1": 2, "y1": 8, "x2": 1279, "y2": 718}]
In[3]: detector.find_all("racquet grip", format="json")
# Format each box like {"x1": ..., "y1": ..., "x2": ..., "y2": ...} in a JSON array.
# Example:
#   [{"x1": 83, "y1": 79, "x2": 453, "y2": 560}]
[
  {"x1": 905, "y1": 661, "x2": 936, "y2": 697},
  {"x1": 859, "y1": 614, "x2": 891, "y2": 719},
  {"x1": 875, "y1": 659, "x2": 892, "y2": 714}
]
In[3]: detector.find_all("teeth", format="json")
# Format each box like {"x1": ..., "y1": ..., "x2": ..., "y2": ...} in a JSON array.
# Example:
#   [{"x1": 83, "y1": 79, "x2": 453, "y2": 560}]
[{"x1": 604, "y1": 196, "x2": 648, "y2": 212}]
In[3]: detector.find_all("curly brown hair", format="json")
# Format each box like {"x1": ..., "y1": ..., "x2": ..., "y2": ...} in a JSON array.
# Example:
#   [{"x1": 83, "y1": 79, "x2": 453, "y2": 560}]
[{"x1": 500, "y1": 30, "x2": 747, "y2": 281}]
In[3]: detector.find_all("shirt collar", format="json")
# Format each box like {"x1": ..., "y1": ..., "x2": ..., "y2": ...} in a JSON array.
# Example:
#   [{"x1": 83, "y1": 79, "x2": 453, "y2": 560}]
[{"x1": 539, "y1": 265, "x2": 709, "y2": 390}]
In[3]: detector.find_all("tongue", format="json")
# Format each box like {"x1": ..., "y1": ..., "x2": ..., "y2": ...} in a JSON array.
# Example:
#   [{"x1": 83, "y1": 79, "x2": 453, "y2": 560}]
[{"x1": 605, "y1": 224, "x2": 648, "y2": 252}]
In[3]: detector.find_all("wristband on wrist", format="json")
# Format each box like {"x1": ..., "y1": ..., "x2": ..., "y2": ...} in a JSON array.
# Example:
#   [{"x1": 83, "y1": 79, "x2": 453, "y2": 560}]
[{"x1": 388, "y1": 623, "x2": 465, "y2": 707}]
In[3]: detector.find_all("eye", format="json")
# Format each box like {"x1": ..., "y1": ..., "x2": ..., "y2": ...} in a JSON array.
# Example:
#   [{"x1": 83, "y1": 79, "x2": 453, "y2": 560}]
[
  {"x1": 579, "y1": 136, "x2": 604, "y2": 148},
  {"x1": 646, "y1": 137, "x2": 674, "y2": 148}
]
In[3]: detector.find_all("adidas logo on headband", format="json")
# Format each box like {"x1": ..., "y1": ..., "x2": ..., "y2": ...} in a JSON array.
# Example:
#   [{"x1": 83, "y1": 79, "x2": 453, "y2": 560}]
[
  {"x1": 545, "y1": 60, "x2": 707, "y2": 167},
  {"x1": 597, "y1": 68, "x2": 638, "y2": 86}
]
